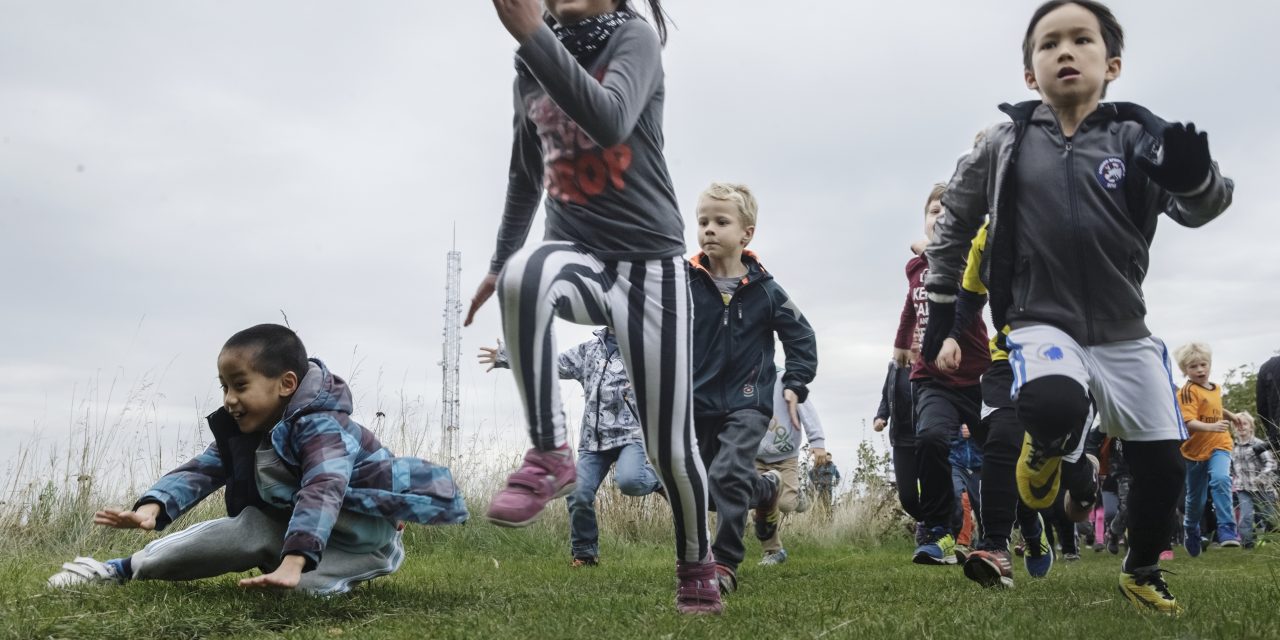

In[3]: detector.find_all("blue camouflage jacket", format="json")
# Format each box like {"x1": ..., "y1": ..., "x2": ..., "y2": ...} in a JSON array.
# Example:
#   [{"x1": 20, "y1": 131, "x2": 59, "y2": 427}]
[{"x1": 136, "y1": 359, "x2": 468, "y2": 569}]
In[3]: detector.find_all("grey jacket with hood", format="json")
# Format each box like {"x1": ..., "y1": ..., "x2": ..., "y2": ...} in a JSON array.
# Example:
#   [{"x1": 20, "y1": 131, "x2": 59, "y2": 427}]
[{"x1": 927, "y1": 101, "x2": 1234, "y2": 346}]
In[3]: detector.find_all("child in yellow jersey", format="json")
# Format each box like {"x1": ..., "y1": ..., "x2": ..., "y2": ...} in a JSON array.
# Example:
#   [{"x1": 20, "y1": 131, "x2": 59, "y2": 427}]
[{"x1": 1175, "y1": 342, "x2": 1254, "y2": 555}]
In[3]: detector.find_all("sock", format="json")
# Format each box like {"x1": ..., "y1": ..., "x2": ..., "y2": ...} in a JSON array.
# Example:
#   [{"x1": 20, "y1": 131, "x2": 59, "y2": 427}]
[{"x1": 105, "y1": 557, "x2": 132, "y2": 580}]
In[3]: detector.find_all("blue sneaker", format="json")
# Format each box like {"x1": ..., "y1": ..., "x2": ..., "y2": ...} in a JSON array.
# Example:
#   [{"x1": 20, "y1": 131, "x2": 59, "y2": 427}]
[
  {"x1": 913, "y1": 528, "x2": 958, "y2": 565},
  {"x1": 1184, "y1": 525, "x2": 1202, "y2": 558},
  {"x1": 1024, "y1": 515, "x2": 1054, "y2": 578}
]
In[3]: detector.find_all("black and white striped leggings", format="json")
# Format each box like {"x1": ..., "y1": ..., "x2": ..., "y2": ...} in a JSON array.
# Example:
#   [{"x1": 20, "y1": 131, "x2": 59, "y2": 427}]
[{"x1": 497, "y1": 241, "x2": 709, "y2": 563}]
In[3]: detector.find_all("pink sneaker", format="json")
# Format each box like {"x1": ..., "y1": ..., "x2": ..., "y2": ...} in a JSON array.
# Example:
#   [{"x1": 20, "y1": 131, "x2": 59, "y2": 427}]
[
  {"x1": 675, "y1": 558, "x2": 724, "y2": 615},
  {"x1": 1160, "y1": 550, "x2": 1174, "y2": 561},
  {"x1": 485, "y1": 446, "x2": 576, "y2": 527}
]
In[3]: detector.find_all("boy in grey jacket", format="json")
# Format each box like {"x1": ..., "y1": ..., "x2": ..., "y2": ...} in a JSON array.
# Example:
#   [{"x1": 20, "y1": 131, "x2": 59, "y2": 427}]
[
  {"x1": 921, "y1": 0, "x2": 1232, "y2": 614},
  {"x1": 481, "y1": 328, "x2": 662, "y2": 566}
]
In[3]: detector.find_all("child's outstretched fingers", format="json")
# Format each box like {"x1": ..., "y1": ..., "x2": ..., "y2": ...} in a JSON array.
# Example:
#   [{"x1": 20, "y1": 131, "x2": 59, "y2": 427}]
[
  {"x1": 239, "y1": 567, "x2": 301, "y2": 590},
  {"x1": 93, "y1": 508, "x2": 156, "y2": 530}
]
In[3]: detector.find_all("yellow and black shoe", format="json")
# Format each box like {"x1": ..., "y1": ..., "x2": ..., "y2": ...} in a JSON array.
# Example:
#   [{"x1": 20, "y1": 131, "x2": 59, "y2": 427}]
[
  {"x1": 1118, "y1": 569, "x2": 1181, "y2": 615},
  {"x1": 1016, "y1": 433, "x2": 1062, "y2": 510}
]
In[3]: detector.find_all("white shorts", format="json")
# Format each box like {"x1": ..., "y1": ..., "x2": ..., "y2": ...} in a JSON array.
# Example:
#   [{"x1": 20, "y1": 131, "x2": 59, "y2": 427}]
[{"x1": 1006, "y1": 324, "x2": 1187, "y2": 444}]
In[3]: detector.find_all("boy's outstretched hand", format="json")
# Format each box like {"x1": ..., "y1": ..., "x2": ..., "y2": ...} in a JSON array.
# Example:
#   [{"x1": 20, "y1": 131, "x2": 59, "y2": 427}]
[
  {"x1": 239, "y1": 555, "x2": 305, "y2": 590},
  {"x1": 478, "y1": 340, "x2": 507, "y2": 371},
  {"x1": 93, "y1": 504, "x2": 160, "y2": 530},
  {"x1": 1137, "y1": 123, "x2": 1212, "y2": 195}
]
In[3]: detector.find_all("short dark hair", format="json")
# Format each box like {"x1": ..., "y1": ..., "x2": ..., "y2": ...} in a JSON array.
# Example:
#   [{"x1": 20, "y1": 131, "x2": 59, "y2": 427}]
[
  {"x1": 1022, "y1": 0, "x2": 1124, "y2": 70},
  {"x1": 223, "y1": 324, "x2": 308, "y2": 380}
]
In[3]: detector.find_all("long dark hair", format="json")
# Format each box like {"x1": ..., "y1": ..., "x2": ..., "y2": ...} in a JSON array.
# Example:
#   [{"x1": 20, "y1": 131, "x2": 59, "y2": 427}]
[{"x1": 619, "y1": 0, "x2": 671, "y2": 44}]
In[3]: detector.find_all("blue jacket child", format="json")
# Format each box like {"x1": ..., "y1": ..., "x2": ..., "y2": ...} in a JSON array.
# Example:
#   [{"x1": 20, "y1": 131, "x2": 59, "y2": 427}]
[{"x1": 49, "y1": 353, "x2": 467, "y2": 594}]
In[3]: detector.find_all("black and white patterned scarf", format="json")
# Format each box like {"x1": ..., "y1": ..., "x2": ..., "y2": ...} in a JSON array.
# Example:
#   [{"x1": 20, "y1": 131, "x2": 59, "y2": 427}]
[{"x1": 516, "y1": 10, "x2": 636, "y2": 79}]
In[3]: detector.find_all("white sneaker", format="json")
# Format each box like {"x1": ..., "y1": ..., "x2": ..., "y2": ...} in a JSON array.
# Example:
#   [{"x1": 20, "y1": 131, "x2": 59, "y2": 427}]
[{"x1": 48, "y1": 557, "x2": 124, "y2": 588}]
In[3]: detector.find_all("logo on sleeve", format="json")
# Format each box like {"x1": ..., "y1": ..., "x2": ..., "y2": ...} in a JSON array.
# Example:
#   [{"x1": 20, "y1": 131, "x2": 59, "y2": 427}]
[{"x1": 1096, "y1": 157, "x2": 1126, "y2": 190}]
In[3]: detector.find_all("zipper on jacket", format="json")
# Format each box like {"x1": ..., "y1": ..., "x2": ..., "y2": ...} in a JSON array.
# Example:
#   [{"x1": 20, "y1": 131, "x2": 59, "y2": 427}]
[
  {"x1": 1064, "y1": 138, "x2": 1096, "y2": 343},
  {"x1": 593, "y1": 353, "x2": 609, "y2": 449}
]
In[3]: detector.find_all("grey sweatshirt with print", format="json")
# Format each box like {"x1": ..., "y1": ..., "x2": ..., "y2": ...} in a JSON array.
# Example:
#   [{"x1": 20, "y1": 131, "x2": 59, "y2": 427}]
[{"x1": 490, "y1": 20, "x2": 684, "y2": 275}]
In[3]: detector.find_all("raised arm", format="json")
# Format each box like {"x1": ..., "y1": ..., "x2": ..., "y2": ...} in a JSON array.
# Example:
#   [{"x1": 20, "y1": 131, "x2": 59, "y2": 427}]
[
  {"x1": 515, "y1": 21, "x2": 663, "y2": 147},
  {"x1": 1134, "y1": 123, "x2": 1234, "y2": 230},
  {"x1": 490, "y1": 83, "x2": 546, "y2": 276}
]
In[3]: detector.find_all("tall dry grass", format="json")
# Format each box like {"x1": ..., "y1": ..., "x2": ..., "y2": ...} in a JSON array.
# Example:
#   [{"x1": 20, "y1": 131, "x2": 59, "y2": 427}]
[{"x1": 0, "y1": 368, "x2": 905, "y2": 557}]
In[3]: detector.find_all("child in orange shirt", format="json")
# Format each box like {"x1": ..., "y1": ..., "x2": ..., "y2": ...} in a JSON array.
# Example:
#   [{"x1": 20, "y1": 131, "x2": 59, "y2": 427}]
[{"x1": 1175, "y1": 342, "x2": 1254, "y2": 555}]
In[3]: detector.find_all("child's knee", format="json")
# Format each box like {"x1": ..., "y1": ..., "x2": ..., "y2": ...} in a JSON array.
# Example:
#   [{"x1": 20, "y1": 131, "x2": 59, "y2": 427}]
[
  {"x1": 1015, "y1": 375, "x2": 1090, "y2": 444},
  {"x1": 916, "y1": 424, "x2": 952, "y2": 453},
  {"x1": 615, "y1": 472, "x2": 652, "y2": 496}
]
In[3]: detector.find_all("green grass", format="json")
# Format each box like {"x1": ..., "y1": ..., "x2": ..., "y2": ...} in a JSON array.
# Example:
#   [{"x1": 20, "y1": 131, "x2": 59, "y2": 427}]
[{"x1": 4, "y1": 522, "x2": 1280, "y2": 639}]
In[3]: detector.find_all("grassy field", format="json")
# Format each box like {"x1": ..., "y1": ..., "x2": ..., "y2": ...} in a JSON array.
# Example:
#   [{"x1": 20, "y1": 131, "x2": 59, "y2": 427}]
[{"x1": 3, "y1": 516, "x2": 1279, "y2": 640}]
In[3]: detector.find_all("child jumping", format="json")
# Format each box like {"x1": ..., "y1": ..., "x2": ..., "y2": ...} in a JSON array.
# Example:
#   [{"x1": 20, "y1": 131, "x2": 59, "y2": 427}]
[
  {"x1": 1175, "y1": 341, "x2": 1253, "y2": 553},
  {"x1": 479, "y1": 329, "x2": 664, "y2": 567},
  {"x1": 48, "y1": 324, "x2": 467, "y2": 593},
  {"x1": 469, "y1": 0, "x2": 720, "y2": 614},
  {"x1": 923, "y1": 0, "x2": 1233, "y2": 613},
  {"x1": 688, "y1": 182, "x2": 818, "y2": 595}
]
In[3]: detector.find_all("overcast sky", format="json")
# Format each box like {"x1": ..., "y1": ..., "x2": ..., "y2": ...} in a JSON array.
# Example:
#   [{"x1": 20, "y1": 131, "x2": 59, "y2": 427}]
[{"x1": 2, "y1": 0, "x2": 1277, "y2": 487}]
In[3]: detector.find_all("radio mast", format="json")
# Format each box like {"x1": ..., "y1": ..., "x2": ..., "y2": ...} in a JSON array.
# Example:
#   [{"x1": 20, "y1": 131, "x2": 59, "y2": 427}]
[{"x1": 441, "y1": 226, "x2": 462, "y2": 463}]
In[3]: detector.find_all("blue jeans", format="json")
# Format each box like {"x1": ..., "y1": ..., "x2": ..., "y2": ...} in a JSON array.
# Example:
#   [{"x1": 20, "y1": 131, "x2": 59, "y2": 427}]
[
  {"x1": 567, "y1": 442, "x2": 661, "y2": 559},
  {"x1": 1237, "y1": 490, "x2": 1277, "y2": 545},
  {"x1": 1184, "y1": 449, "x2": 1238, "y2": 541}
]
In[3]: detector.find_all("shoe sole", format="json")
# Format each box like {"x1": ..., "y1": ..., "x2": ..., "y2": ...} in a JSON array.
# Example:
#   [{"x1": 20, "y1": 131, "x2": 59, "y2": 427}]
[
  {"x1": 676, "y1": 604, "x2": 724, "y2": 615},
  {"x1": 963, "y1": 557, "x2": 1014, "y2": 589},
  {"x1": 484, "y1": 481, "x2": 578, "y2": 528},
  {"x1": 912, "y1": 552, "x2": 957, "y2": 566}
]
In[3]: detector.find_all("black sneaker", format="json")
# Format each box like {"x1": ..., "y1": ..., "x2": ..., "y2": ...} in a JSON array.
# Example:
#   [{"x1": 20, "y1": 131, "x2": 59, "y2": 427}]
[
  {"x1": 1063, "y1": 454, "x2": 1099, "y2": 522},
  {"x1": 714, "y1": 563, "x2": 738, "y2": 596},
  {"x1": 753, "y1": 471, "x2": 782, "y2": 541}
]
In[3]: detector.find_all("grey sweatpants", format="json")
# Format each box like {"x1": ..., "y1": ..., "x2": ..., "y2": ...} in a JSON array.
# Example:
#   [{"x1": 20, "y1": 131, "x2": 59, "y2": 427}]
[
  {"x1": 696, "y1": 409, "x2": 773, "y2": 572},
  {"x1": 130, "y1": 507, "x2": 404, "y2": 594}
]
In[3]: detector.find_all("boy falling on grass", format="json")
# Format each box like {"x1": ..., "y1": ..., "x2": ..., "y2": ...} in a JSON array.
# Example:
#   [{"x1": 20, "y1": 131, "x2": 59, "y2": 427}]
[
  {"x1": 688, "y1": 182, "x2": 817, "y2": 596},
  {"x1": 48, "y1": 324, "x2": 467, "y2": 593},
  {"x1": 1174, "y1": 342, "x2": 1253, "y2": 554},
  {"x1": 922, "y1": 0, "x2": 1233, "y2": 613}
]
